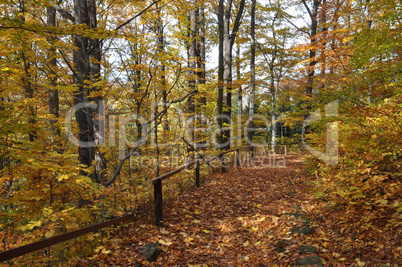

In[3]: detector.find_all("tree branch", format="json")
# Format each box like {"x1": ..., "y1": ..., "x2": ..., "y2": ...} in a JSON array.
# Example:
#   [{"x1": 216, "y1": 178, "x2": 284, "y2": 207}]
[
  {"x1": 53, "y1": 5, "x2": 76, "y2": 23},
  {"x1": 301, "y1": 0, "x2": 313, "y2": 19},
  {"x1": 103, "y1": 90, "x2": 197, "y2": 187},
  {"x1": 115, "y1": 0, "x2": 162, "y2": 31},
  {"x1": 229, "y1": 0, "x2": 246, "y2": 47}
]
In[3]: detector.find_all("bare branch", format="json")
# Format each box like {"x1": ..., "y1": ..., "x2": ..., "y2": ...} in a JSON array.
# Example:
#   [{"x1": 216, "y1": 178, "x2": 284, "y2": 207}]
[
  {"x1": 53, "y1": 5, "x2": 76, "y2": 23},
  {"x1": 229, "y1": 0, "x2": 246, "y2": 47},
  {"x1": 301, "y1": 0, "x2": 313, "y2": 19},
  {"x1": 115, "y1": 0, "x2": 162, "y2": 31},
  {"x1": 103, "y1": 90, "x2": 197, "y2": 187}
]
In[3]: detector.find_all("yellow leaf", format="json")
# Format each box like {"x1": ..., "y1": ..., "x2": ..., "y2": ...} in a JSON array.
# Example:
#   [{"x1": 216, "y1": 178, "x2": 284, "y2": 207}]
[
  {"x1": 42, "y1": 207, "x2": 54, "y2": 217},
  {"x1": 45, "y1": 229, "x2": 55, "y2": 238},
  {"x1": 57, "y1": 174, "x2": 69, "y2": 181},
  {"x1": 184, "y1": 237, "x2": 194, "y2": 243},
  {"x1": 102, "y1": 249, "x2": 111, "y2": 254},
  {"x1": 159, "y1": 228, "x2": 169, "y2": 235},
  {"x1": 356, "y1": 258, "x2": 365, "y2": 266},
  {"x1": 243, "y1": 241, "x2": 250, "y2": 247},
  {"x1": 158, "y1": 239, "x2": 172, "y2": 246},
  {"x1": 194, "y1": 209, "x2": 202, "y2": 214}
]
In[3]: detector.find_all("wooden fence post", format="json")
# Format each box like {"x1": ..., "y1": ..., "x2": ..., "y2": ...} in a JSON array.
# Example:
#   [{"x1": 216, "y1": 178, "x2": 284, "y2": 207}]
[
  {"x1": 284, "y1": 144, "x2": 287, "y2": 155},
  {"x1": 195, "y1": 159, "x2": 200, "y2": 187},
  {"x1": 219, "y1": 154, "x2": 225, "y2": 173},
  {"x1": 235, "y1": 149, "x2": 240, "y2": 167},
  {"x1": 154, "y1": 179, "x2": 163, "y2": 227}
]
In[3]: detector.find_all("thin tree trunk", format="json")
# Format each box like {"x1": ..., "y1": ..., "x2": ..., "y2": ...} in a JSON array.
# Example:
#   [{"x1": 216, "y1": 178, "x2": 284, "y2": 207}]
[
  {"x1": 197, "y1": 3, "x2": 206, "y2": 148},
  {"x1": 271, "y1": 89, "x2": 276, "y2": 152},
  {"x1": 187, "y1": 0, "x2": 198, "y2": 146},
  {"x1": 236, "y1": 41, "x2": 242, "y2": 115},
  {"x1": 198, "y1": 3, "x2": 206, "y2": 107},
  {"x1": 217, "y1": 0, "x2": 225, "y2": 149},
  {"x1": 219, "y1": 0, "x2": 246, "y2": 150},
  {"x1": 302, "y1": 0, "x2": 321, "y2": 97},
  {"x1": 222, "y1": 0, "x2": 233, "y2": 150},
  {"x1": 19, "y1": 2, "x2": 37, "y2": 142},
  {"x1": 248, "y1": 0, "x2": 256, "y2": 144},
  {"x1": 47, "y1": 6, "x2": 60, "y2": 148}
]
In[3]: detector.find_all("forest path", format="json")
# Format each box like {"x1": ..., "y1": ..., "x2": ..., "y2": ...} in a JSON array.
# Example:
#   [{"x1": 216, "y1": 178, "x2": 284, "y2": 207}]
[{"x1": 79, "y1": 154, "x2": 323, "y2": 266}]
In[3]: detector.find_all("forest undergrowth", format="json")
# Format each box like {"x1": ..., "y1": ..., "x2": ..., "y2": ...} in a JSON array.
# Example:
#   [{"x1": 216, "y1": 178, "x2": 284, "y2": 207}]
[{"x1": 77, "y1": 154, "x2": 401, "y2": 266}]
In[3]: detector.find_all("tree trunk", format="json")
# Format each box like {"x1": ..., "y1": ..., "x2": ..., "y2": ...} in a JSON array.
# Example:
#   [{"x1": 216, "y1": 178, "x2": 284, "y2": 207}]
[
  {"x1": 198, "y1": 3, "x2": 206, "y2": 104},
  {"x1": 248, "y1": 0, "x2": 256, "y2": 144},
  {"x1": 217, "y1": 0, "x2": 246, "y2": 150},
  {"x1": 302, "y1": 0, "x2": 321, "y2": 97},
  {"x1": 47, "y1": 6, "x2": 61, "y2": 148},
  {"x1": 187, "y1": 0, "x2": 198, "y2": 146},
  {"x1": 222, "y1": 0, "x2": 233, "y2": 150},
  {"x1": 197, "y1": 3, "x2": 207, "y2": 148},
  {"x1": 217, "y1": 0, "x2": 225, "y2": 149},
  {"x1": 236, "y1": 41, "x2": 242, "y2": 115},
  {"x1": 73, "y1": 0, "x2": 104, "y2": 183}
]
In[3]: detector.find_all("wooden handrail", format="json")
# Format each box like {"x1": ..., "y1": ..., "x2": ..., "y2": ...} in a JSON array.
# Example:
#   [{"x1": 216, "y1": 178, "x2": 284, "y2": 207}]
[
  {"x1": 206, "y1": 145, "x2": 253, "y2": 163},
  {"x1": 0, "y1": 142, "x2": 299, "y2": 262},
  {"x1": 0, "y1": 213, "x2": 135, "y2": 262},
  {"x1": 151, "y1": 160, "x2": 197, "y2": 184}
]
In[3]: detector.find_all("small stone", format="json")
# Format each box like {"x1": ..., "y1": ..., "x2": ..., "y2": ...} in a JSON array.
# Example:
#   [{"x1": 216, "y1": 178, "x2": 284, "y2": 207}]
[
  {"x1": 299, "y1": 245, "x2": 318, "y2": 254},
  {"x1": 295, "y1": 255, "x2": 323, "y2": 266},
  {"x1": 139, "y1": 242, "x2": 158, "y2": 261},
  {"x1": 274, "y1": 239, "x2": 290, "y2": 252},
  {"x1": 290, "y1": 213, "x2": 310, "y2": 223},
  {"x1": 291, "y1": 226, "x2": 312, "y2": 235}
]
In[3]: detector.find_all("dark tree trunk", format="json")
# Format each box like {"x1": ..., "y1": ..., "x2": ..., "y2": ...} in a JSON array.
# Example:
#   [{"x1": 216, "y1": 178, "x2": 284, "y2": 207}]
[
  {"x1": 248, "y1": 0, "x2": 256, "y2": 144},
  {"x1": 217, "y1": 0, "x2": 246, "y2": 150},
  {"x1": 73, "y1": 0, "x2": 104, "y2": 183},
  {"x1": 236, "y1": 41, "x2": 242, "y2": 115},
  {"x1": 217, "y1": 0, "x2": 225, "y2": 149},
  {"x1": 302, "y1": 0, "x2": 321, "y2": 97},
  {"x1": 198, "y1": 4, "x2": 206, "y2": 107},
  {"x1": 187, "y1": 0, "x2": 198, "y2": 135},
  {"x1": 47, "y1": 6, "x2": 61, "y2": 147}
]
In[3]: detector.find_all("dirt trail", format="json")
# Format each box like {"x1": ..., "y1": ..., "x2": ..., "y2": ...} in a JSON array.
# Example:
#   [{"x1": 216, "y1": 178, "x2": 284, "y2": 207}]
[{"x1": 78, "y1": 155, "x2": 322, "y2": 266}]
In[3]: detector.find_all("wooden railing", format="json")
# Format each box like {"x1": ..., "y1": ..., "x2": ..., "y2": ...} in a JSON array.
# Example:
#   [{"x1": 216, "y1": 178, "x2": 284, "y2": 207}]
[{"x1": 0, "y1": 143, "x2": 299, "y2": 262}]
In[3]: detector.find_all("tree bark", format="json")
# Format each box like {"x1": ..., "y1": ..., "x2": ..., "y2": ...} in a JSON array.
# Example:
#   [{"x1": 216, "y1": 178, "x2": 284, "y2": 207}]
[
  {"x1": 47, "y1": 6, "x2": 61, "y2": 148},
  {"x1": 187, "y1": 0, "x2": 198, "y2": 145},
  {"x1": 73, "y1": 0, "x2": 105, "y2": 183},
  {"x1": 236, "y1": 41, "x2": 242, "y2": 115},
  {"x1": 302, "y1": 0, "x2": 321, "y2": 97},
  {"x1": 217, "y1": 0, "x2": 246, "y2": 150},
  {"x1": 217, "y1": 0, "x2": 225, "y2": 149},
  {"x1": 222, "y1": 0, "x2": 232, "y2": 150},
  {"x1": 248, "y1": 0, "x2": 256, "y2": 144}
]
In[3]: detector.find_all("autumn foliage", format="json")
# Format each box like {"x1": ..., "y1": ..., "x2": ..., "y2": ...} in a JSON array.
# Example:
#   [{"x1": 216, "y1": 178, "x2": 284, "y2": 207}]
[{"x1": 0, "y1": 0, "x2": 401, "y2": 265}]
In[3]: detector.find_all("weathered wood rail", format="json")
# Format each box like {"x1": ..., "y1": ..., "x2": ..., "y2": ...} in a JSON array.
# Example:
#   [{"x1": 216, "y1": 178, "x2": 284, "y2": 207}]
[{"x1": 0, "y1": 143, "x2": 299, "y2": 262}]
